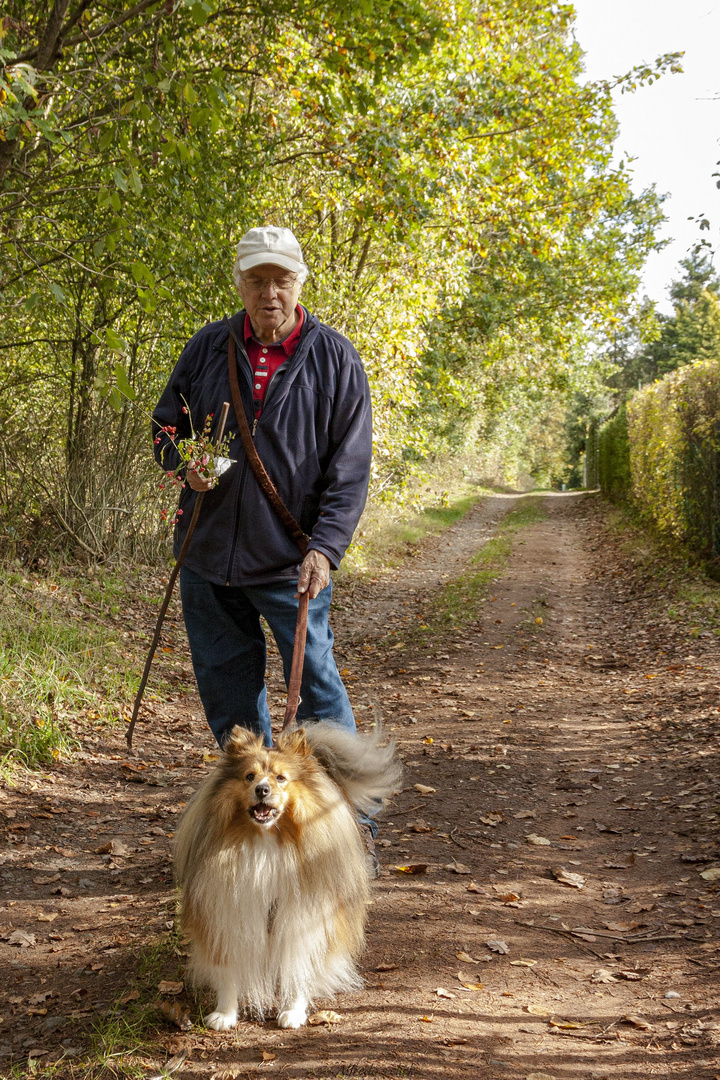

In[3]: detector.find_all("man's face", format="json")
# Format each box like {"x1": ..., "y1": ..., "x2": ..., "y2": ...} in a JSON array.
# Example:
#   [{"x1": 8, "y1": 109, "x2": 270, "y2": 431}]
[{"x1": 238, "y1": 263, "x2": 302, "y2": 342}]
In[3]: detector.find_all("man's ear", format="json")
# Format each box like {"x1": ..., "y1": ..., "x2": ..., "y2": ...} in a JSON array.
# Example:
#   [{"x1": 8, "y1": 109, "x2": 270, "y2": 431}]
[
  {"x1": 276, "y1": 727, "x2": 310, "y2": 756},
  {"x1": 225, "y1": 726, "x2": 264, "y2": 757}
]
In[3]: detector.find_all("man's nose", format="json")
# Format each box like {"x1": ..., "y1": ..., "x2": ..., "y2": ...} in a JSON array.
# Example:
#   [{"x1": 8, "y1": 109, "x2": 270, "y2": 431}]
[{"x1": 258, "y1": 280, "x2": 278, "y2": 296}]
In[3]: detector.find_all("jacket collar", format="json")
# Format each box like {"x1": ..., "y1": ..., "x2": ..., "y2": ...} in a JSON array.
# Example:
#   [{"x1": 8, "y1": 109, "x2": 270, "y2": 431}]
[{"x1": 214, "y1": 306, "x2": 317, "y2": 356}]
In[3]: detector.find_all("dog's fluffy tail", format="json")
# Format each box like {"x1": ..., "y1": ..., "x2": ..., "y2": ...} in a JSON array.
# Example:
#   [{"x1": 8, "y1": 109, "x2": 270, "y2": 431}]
[{"x1": 301, "y1": 722, "x2": 402, "y2": 816}]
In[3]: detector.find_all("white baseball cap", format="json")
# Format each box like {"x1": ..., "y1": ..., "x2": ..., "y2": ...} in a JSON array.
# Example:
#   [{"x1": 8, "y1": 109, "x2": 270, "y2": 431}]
[{"x1": 235, "y1": 226, "x2": 306, "y2": 277}]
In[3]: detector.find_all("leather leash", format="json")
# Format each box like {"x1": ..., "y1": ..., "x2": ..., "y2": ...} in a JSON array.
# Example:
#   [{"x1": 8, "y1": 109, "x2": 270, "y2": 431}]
[
  {"x1": 224, "y1": 319, "x2": 312, "y2": 733},
  {"x1": 125, "y1": 401, "x2": 230, "y2": 751}
]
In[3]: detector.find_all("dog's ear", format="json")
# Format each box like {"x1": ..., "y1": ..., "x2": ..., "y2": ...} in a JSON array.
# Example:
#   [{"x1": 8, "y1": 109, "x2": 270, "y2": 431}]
[
  {"x1": 276, "y1": 727, "x2": 310, "y2": 757},
  {"x1": 225, "y1": 726, "x2": 264, "y2": 757}
]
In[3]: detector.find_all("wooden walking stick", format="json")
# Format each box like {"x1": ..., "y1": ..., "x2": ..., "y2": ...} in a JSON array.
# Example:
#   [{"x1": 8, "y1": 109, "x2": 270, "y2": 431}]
[
  {"x1": 125, "y1": 402, "x2": 230, "y2": 751},
  {"x1": 281, "y1": 588, "x2": 310, "y2": 733}
]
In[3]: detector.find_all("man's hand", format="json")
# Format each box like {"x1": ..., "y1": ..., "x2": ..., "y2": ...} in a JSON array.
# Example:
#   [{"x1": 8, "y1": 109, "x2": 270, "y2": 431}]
[
  {"x1": 186, "y1": 469, "x2": 215, "y2": 492},
  {"x1": 296, "y1": 550, "x2": 331, "y2": 599}
]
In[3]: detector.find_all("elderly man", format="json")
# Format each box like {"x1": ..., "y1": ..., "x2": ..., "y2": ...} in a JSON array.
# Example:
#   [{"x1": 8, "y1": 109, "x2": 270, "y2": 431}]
[{"x1": 153, "y1": 225, "x2": 372, "y2": 754}]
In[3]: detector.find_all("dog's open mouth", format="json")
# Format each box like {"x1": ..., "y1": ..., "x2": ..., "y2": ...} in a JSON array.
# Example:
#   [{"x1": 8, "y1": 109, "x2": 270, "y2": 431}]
[{"x1": 250, "y1": 803, "x2": 278, "y2": 824}]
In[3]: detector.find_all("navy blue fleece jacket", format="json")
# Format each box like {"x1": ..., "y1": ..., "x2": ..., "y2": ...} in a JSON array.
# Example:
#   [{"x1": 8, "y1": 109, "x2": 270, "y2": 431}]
[{"x1": 152, "y1": 308, "x2": 372, "y2": 586}]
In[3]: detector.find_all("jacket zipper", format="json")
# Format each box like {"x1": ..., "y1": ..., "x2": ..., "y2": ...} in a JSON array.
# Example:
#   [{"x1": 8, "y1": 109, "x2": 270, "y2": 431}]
[{"x1": 225, "y1": 330, "x2": 254, "y2": 585}]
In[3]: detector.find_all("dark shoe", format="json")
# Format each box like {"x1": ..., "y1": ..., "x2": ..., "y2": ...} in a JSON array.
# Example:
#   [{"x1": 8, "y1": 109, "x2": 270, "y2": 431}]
[{"x1": 360, "y1": 823, "x2": 381, "y2": 879}]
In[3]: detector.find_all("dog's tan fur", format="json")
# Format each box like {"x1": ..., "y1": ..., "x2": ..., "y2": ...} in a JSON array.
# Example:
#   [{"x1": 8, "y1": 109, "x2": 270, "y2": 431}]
[{"x1": 174, "y1": 724, "x2": 400, "y2": 1030}]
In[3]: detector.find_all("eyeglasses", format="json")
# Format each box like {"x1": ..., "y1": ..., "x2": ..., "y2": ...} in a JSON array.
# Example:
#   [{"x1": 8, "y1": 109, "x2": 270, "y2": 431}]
[{"x1": 241, "y1": 274, "x2": 299, "y2": 292}]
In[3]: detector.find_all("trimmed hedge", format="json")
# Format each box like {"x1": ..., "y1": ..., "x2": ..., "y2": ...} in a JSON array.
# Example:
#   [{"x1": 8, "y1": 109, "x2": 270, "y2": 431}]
[
  {"x1": 598, "y1": 404, "x2": 631, "y2": 500},
  {"x1": 599, "y1": 359, "x2": 720, "y2": 559}
]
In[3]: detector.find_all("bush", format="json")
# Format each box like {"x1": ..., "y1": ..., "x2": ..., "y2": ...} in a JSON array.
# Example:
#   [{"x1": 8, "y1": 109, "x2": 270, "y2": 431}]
[{"x1": 626, "y1": 358, "x2": 720, "y2": 558}]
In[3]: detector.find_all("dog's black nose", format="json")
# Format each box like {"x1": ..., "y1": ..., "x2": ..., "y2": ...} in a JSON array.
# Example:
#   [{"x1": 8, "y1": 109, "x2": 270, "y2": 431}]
[{"x1": 255, "y1": 781, "x2": 271, "y2": 799}]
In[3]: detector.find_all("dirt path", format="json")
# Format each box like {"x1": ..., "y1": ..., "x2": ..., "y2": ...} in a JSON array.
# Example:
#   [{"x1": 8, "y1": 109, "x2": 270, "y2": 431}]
[{"x1": 1, "y1": 492, "x2": 719, "y2": 1079}]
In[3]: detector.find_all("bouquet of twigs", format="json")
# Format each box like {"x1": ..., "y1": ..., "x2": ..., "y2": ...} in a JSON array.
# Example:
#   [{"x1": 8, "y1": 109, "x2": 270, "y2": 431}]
[{"x1": 154, "y1": 407, "x2": 234, "y2": 525}]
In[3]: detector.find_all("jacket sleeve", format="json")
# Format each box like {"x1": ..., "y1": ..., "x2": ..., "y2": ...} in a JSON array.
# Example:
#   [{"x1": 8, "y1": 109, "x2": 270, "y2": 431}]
[
  {"x1": 307, "y1": 356, "x2": 372, "y2": 570},
  {"x1": 151, "y1": 349, "x2": 194, "y2": 474}
]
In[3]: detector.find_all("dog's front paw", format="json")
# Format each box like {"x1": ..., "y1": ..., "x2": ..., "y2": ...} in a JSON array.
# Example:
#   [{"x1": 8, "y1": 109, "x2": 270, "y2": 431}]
[
  {"x1": 204, "y1": 1010, "x2": 238, "y2": 1032},
  {"x1": 277, "y1": 1006, "x2": 307, "y2": 1029}
]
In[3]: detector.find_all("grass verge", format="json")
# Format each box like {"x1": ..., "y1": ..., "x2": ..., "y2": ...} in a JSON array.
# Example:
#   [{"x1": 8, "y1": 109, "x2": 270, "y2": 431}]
[
  {"x1": 341, "y1": 463, "x2": 501, "y2": 576},
  {"x1": 603, "y1": 502, "x2": 720, "y2": 637},
  {"x1": 11, "y1": 929, "x2": 189, "y2": 1079},
  {"x1": 0, "y1": 564, "x2": 185, "y2": 774}
]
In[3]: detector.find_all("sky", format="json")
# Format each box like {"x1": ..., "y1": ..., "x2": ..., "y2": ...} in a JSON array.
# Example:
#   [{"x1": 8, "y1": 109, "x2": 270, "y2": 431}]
[{"x1": 571, "y1": 0, "x2": 720, "y2": 312}]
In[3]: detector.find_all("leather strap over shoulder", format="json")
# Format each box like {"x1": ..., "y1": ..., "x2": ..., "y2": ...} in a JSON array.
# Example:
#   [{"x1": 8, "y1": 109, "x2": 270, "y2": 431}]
[{"x1": 225, "y1": 319, "x2": 310, "y2": 557}]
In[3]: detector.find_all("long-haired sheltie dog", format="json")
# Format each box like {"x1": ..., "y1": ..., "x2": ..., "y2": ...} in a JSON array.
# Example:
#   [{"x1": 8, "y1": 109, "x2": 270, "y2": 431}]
[{"x1": 173, "y1": 722, "x2": 400, "y2": 1030}]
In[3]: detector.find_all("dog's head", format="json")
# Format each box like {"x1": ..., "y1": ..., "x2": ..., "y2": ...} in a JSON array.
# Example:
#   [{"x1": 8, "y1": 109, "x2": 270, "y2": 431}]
[{"x1": 220, "y1": 726, "x2": 313, "y2": 829}]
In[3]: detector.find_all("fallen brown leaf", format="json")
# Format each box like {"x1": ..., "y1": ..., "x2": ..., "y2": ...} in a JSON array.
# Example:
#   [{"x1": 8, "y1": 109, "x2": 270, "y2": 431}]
[
  {"x1": 550, "y1": 864, "x2": 585, "y2": 889},
  {"x1": 456, "y1": 951, "x2": 479, "y2": 964},
  {"x1": 308, "y1": 1010, "x2": 341, "y2": 1025},
  {"x1": 434, "y1": 987, "x2": 455, "y2": 999},
  {"x1": 485, "y1": 939, "x2": 509, "y2": 954},
  {"x1": 394, "y1": 864, "x2": 428, "y2": 875},
  {"x1": 413, "y1": 784, "x2": 436, "y2": 795},
  {"x1": 444, "y1": 862, "x2": 471, "y2": 874},
  {"x1": 604, "y1": 852, "x2": 636, "y2": 870},
  {"x1": 7, "y1": 930, "x2": 36, "y2": 948},
  {"x1": 147, "y1": 1051, "x2": 187, "y2": 1080},
  {"x1": 466, "y1": 881, "x2": 487, "y2": 894},
  {"x1": 158, "y1": 980, "x2": 184, "y2": 995},
  {"x1": 408, "y1": 818, "x2": 432, "y2": 833},
  {"x1": 95, "y1": 839, "x2": 129, "y2": 857},
  {"x1": 621, "y1": 1013, "x2": 652, "y2": 1030},
  {"x1": 159, "y1": 999, "x2": 193, "y2": 1030}
]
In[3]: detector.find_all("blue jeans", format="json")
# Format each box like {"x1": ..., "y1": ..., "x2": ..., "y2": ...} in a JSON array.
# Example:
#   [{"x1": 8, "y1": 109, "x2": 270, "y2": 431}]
[{"x1": 179, "y1": 568, "x2": 356, "y2": 749}]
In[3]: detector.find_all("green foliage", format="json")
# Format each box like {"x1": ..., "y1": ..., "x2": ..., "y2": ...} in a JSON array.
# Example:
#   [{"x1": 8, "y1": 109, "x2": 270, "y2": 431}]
[
  {"x1": 598, "y1": 403, "x2": 632, "y2": 501},
  {"x1": 626, "y1": 358, "x2": 720, "y2": 559},
  {"x1": 0, "y1": 0, "x2": 669, "y2": 556}
]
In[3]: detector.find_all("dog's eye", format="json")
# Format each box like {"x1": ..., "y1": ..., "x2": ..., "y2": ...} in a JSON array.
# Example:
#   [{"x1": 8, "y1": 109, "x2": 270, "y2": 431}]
[
  {"x1": 245, "y1": 772, "x2": 255, "y2": 782},
  {"x1": 276, "y1": 774, "x2": 287, "y2": 784}
]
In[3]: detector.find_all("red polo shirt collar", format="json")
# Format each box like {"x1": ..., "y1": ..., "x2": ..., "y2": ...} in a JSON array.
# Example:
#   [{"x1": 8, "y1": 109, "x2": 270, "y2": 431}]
[{"x1": 242, "y1": 306, "x2": 304, "y2": 355}]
